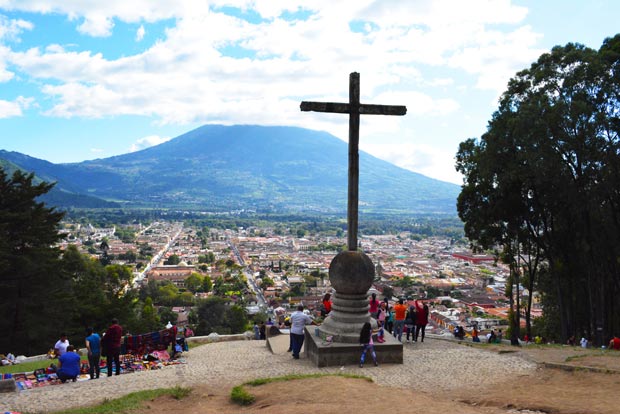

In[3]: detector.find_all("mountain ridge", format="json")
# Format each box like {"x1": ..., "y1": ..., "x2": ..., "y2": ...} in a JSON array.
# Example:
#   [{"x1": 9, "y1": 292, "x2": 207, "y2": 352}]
[{"x1": 0, "y1": 125, "x2": 459, "y2": 215}]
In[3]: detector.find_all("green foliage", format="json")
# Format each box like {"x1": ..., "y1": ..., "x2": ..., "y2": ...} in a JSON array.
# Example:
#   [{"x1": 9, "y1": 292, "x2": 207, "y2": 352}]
[
  {"x1": 164, "y1": 254, "x2": 181, "y2": 265},
  {"x1": 450, "y1": 290, "x2": 463, "y2": 299},
  {"x1": 393, "y1": 276, "x2": 414, "y2": 288},
  {"x1": 184, "y1": 272, "x2": 204, "y2": 293},
  {"x1": 195, "y1": 296, "x2": 248, "y2": 335},
  {"x1": 381, "y1": 286, "x2": 394, "y2": 299},
  {"x1": 233, "y1": 373, "x2": 373, "y2": 406},
  {"x1": 230, "y1": 385, "x2": 255, "y2": 406},
  {"x1": 198, "y1": 252, "x2": 215, "y2": 263},
  {"x1": 0, "y1": 169, "x2": 66, "y2": 355},
  {"x1": 58, "y1": 386, "x2": 191, "y2": 414},
  {"x1": 140, "y1": 297, "x2": 161, "y2": 332},
  {"x1": 202, "y1": 275, "x2": 213, "y2": 292},
  {"x1": 260, "y1": 275, "x2": 274, "y2": 288},
  {"x1": 425, "y1": 286, "x2": 441, "y2": 299},
  {"x1": 158, "y1": 306, "x2": 177, "y2": 327},
  {"x1": 114, "y1": 226, "x2": 136, "y2": 243},
  {"x1": 456, "y1": 35, "x2": 620, "y2": 345}
]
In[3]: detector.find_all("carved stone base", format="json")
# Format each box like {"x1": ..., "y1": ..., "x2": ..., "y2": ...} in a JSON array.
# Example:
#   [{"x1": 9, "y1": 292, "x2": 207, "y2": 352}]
[{"x1": 318, "y1": 292, "x2": 375, "y2": 343}]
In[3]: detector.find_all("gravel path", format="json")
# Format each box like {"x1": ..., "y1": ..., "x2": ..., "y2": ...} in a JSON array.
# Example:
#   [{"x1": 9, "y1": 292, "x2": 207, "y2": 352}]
[{"x1": 0, "y1": 337, "x2": 537, "y2": 413}]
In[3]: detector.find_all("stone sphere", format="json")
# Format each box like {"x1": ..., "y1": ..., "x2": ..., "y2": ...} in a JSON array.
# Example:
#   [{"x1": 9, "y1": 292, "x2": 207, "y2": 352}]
[{"x1": 329, "y1": 251, "x2": 375, "y2": 294}]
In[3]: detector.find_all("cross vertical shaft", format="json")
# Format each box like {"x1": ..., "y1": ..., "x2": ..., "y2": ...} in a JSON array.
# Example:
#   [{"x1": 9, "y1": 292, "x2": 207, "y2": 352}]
[
  {"x1": 300, "y1": 72, "x2": 406, "y2": 252},
  {"x1": 348, "y1": 73, "x2": 360, "y2": 251}
]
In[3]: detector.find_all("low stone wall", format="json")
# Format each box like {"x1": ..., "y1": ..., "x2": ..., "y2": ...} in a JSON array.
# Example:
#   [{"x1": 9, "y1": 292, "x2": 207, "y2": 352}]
[
  {"x1": 8, "y1": 334, "x2": 254, "y2": 366},
  {"x1": 186, "y1": 331, "x2": 254, "y2": 346}
]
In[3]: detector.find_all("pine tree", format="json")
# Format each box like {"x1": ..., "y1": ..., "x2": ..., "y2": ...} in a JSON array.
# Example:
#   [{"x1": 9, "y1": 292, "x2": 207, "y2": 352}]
[{"x1": 0, "y1": 169, "x2": 65, "y2": 354}]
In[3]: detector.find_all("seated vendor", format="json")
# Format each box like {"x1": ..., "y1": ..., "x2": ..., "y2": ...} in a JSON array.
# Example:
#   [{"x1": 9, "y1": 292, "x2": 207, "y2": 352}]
[{"x1": 57, "y1": 345, "x2": 81, "y2": 383}]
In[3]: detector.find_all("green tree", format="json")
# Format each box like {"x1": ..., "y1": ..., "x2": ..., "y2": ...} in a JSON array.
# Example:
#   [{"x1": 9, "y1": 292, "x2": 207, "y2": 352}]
[
  {"x1": 381, "y1": 286, "x2": 394, "y2": 299},
  {"x1": 224, "y1": 304, "x2": 249, "y2": 333},
  {"x1": 260, "y1": 276, "x2": 274, "y2": 288},
  {"x1": 0, "y1": 170, "x2": 66, "y2": 355},
  {"x1": 185, "y1": 272, "x2": 204, "y2": 293},
  {"x1": 158, "y1": 306, "x2": 177, "y2": 327},
  {"x1": 164, "y1": 254, "x2": 181, "y2": 265},
  {"x1": 158, "y1": 283, "x2": 180, "y2": 306},
  {"x1": 141, "y1": 297, "x2": 161, "y2": 332},
  {"x1": 456, "y1": 36, "x2": 620, "y2": 345},
  {"x1": 202, "y1": 275, "x2": 213, "y2": 292},
  {"x1": 195, "y1": 296, "x2": 228, "y2": 335}
]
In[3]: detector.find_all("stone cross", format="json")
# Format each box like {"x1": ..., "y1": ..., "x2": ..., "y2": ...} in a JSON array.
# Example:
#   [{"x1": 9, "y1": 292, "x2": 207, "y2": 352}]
[{"x1": 301, "y1": 72, "x2": 406, "y2": 251}]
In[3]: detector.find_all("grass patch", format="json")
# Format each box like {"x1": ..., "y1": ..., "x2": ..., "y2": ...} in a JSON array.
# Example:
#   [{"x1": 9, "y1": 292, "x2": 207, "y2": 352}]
[
  {"x1": 565, "y1": 354, "x2": 590, "y2": 363},
  {"x1": 0, "y1": 356, "x2": 90, "y2": 374},
  {"x1": 565, "y1": 350, "x2": 620, "y2": 363},
  {"x1": 230, "y1": 373, "x2": 372, "y2": 406},
  {"x1": 244, "y1": 372, "x2": 371, "y2": 387},
  {"x1": 57, "y1": 386, "x2": 191, "y2": 414},
  {"x1": 230, "y1": 385, "x2": 255, "y2": 406}
]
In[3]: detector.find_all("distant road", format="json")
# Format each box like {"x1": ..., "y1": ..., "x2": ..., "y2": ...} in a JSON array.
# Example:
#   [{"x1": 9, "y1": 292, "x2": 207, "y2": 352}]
[
  {"x1": 133, "y1": 224, "x2": 183, "y2": 287},
  {"x1": 228, "y1": 238, "x2": 267, "y2": 308}
]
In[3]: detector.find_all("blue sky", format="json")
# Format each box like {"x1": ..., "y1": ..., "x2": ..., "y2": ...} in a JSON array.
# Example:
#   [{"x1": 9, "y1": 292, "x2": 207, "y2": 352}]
[{"x1": 0, "y1": 0, "x2": 618, "y2": 184}]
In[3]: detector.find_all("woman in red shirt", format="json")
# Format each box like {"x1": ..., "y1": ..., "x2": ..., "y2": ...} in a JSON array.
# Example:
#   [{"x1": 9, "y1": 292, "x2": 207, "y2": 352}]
[
  {"x1": 368, "y1": 293, "x2": 380, "y2": 318},
  {"x1": 322, "y1": 292, "x2": 332, "y2": 316}
]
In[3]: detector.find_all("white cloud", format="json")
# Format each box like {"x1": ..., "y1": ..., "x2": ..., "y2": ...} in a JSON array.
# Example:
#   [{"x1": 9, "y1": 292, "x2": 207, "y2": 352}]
[
  {"x1": 90, "y1": 148, "x2": 104, "y2": 154},
  {"x1": 0, "y1": 96, "x2": 32, "y2": 118},
  {"x1": 364, "y1": 141, "x2": 463, "y2": 184},
  {"x1": 129, "y1": 135, "x2": 171, "y2": 152},
  {"x1": 0, "y1": 0, "x2": 552, "y2": 181},
  {"x1": 77, "y1": 14, "x2": 114, "y2": 37},
  {"x1": 0, "y1": 14, "x2": 33, "y2": 41},
  {"x1": 135, "y1": 24, "x2": 145, "y2": 42},
  {"x1": 0, "y1": 99, "x2": 22, "y2": 117},
  {"x1": 4, "y1": 1, "x2": 539, "y2": 123}
]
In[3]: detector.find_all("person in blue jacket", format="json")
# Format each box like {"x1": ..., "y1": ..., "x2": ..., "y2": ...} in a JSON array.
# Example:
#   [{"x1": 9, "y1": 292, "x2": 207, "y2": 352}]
[{"x1": 57, "y1": 345, "x2": 81, "y2": 383}]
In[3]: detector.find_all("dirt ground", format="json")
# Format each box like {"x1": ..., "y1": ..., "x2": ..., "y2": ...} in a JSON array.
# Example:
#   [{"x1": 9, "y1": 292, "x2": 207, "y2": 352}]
[{"x1": 133, "y1": 346, "x2": 620, "y2": 414}]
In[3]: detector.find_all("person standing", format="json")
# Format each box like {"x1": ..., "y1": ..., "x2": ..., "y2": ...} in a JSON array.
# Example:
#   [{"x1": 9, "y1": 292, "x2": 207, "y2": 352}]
[
  {"x1": 321, "y1": 292, "x2": 332, "y2": 317},
  {"x1": 54, "y1": 333, "x2": 70, "y2": 358},
  {"x1": 472, "y1": 325, "x2": 481, "y2": 342},
  {"x1": 359, "y1": 322, "x2": 378, "y2": 368},
  {"x1": 290, "y1": 305, "x2": 314, "y2": 360},
  {"x1": 377, "y1": 302, "x2": 386, "y2": 327},
  {"x1": 103, "y1": 318, "x2": 123, "y2": 376},
  {"x1": 392, "y1": 298, "x2": 407, "y2": 342},
  {"x1": 368, "y1": 293, "x2": 380, "y2": 318},
  {"x1": 57, "y1": 345, "x2": 81, "y2": 383},
  {"x1": 404, "y1": 305, "x2": 416, "y2": 343},
  {"x1": 253, "y1": 322, "x2": 260, "y2": 340},
  {"x1": 386, "y1": 306, "x2": 394, "y2": 334},
  {"x1": 85, "y1": 327, "x2": 101, "y2": 380},
  {"x1": 415, "y1": 301, "x2": 429, "y2": 342}
]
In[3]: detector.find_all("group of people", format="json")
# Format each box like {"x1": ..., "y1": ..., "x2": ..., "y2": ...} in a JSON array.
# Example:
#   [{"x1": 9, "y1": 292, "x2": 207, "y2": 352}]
[
  {"x1": 370, "y1": 295, "x2": 429, "y2": 344},
  {"x1": 360, "y1": 294, "x2": 429, "y2": 367},
  {"x1": 52, "y1": 318, "x2": 124, "y2": 383}
]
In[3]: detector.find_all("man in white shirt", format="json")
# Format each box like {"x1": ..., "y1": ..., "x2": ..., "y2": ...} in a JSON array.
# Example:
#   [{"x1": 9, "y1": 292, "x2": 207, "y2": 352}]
[
  {"x1": 54, "y1": 333, "x2": 70, "y2": 357},
  {"x1": 290, "y1": 305, "x2": 314, "y2": 359}
]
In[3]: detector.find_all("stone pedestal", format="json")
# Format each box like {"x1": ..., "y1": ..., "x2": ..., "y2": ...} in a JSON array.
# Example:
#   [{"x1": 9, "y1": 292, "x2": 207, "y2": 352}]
[
  {"x1": 307, "y1": 250, "x2": 403, "y2": 365},
  {"x1": 305, "y1": 326, "x2": 403, "y2": 367}
]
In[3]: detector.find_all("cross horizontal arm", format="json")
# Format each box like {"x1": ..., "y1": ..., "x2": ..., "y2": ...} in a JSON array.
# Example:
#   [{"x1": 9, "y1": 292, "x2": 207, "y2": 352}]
[
  {"x1": 300, "y1": 101, "x2": 350, "y2": 114},
  {"x1": 300, "y1": 101, "x2": 406, "y2": 116},
  {"x1": 359, "y1": 104, "x2": 407, "y2": 116}
]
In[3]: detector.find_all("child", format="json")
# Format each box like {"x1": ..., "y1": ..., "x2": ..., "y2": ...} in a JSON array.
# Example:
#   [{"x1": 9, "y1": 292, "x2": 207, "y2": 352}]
[
  {"x1": 376, "y1": 321, "x2": 386, "y2": 343},
  {"x1": 359, "y1": 322, "x2": 378, "y2": 368}
]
